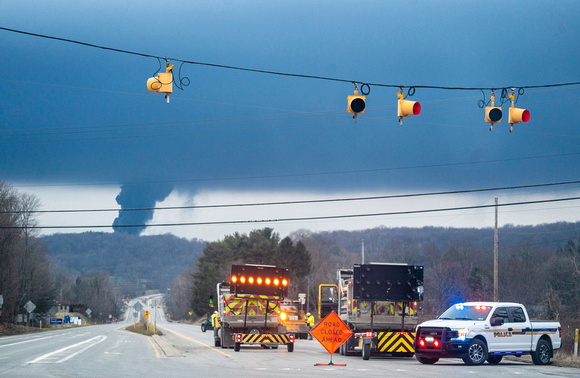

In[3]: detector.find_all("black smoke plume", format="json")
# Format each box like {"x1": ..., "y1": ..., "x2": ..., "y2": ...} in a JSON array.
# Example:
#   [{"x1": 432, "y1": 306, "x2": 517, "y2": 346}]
[{"x1": 113, "y1": 183, "x2": 174, "y2": 234}]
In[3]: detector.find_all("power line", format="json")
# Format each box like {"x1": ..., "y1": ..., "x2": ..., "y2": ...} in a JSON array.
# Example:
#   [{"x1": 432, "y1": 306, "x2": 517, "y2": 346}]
[
  {"x1": 4, "y1": 180, "x2": 580, "y2": 214},
  {"x1": 3, "y1": 195, "x2": 580, "y2": 230},
  {"x1": 12, "y1": 152, "x2": 580, "y2": 189},
  {"x1": 2, "y1": 26, "x2": 580, "y2": 92}
]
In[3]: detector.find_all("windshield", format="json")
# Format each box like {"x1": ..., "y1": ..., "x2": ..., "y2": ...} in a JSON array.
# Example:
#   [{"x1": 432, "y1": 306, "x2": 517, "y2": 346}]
[{"x1": 438, "y1": 304, "x2": 492, "y2": 321}]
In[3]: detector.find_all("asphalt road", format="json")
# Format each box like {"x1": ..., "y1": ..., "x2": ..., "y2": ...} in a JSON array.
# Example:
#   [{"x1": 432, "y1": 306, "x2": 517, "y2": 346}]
[{"x1": 1, "y1": 297, "x2": 578, "y2": 377}]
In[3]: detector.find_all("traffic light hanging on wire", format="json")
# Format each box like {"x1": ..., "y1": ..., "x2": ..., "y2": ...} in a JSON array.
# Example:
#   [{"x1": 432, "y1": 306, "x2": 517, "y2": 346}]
[
  {"x1": 485, "y1": 90, "x2": 502, "y2": 131},
  {"x1": 508, "y1": 90, "x2": 530, "y2": 132},
  {"x1": 397, "y1": 88, "x2": 421, "y2": 125},
  {"x1": 347, "y1": 83, "x2": 366, "y2": 122},
  {"x1": 147, "y1": 59, "x2": 174, "y2": 103}
]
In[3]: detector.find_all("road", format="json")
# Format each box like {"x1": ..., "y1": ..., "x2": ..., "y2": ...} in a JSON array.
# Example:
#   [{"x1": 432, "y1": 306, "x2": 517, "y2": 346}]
[{"x1": 1, "y1": 297, "x2": 578, "y2": 377}]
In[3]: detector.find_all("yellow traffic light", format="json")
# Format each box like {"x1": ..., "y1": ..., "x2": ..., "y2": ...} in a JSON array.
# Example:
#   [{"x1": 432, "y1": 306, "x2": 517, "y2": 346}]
[
  {"x1": 147, "y1": 61, "x2": 173, "y2": 103},
  {"x1": 509, "y1": 107, "x2": 530, "y2": 125},
  {"x1": 347, "y1": 84, "x2": 365, "y2": 122},
  {"x1": 507, "y1": 91, "x2": 530, "y2": 132},
  {"x1": 397, "y1": 91, "x2": 421, "y2": 125},
  {"x1": 485, "y1": 91, "x2": 502, "y2": 131}
]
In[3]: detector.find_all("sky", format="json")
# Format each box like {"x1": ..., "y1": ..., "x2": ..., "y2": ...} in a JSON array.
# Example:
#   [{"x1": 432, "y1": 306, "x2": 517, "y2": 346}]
[{"x1": 1, "y1": 1, "x2": 580, "y2": 242}]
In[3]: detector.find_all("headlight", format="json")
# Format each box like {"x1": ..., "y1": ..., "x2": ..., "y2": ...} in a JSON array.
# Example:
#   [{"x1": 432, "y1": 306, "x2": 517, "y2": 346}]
[{"x1": 452, "y1": 328, "x2": 469, "y2": 341}]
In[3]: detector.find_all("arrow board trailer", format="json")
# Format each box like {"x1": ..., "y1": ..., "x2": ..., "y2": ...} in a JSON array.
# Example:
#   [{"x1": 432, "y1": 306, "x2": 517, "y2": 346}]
[
  {"x1": 319, "y1": 263, "x2": 424, "y2": 360},
  {"x1": 214, "y1": 264, "x2": 295, "y2": 352}
]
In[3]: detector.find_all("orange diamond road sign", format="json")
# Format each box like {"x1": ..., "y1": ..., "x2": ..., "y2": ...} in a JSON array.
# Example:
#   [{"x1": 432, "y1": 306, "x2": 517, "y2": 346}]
[{"x1": 310, "y1": 311, "x2": 352, "y2": 355}]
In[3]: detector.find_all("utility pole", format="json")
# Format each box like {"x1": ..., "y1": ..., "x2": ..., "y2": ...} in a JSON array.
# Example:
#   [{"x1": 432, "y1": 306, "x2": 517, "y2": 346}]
[
  {"x1": 362, "y1": 239, "x2": 365, "y2": 264},
  {"x1": 494, "y1": 198, "x2": 499, "y2": 302}
]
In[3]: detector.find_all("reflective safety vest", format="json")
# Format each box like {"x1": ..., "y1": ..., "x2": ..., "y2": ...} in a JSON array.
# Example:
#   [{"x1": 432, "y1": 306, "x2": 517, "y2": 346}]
[
  {"x1": 307, "y1": 315, "x2": 315, "y2": 326},
  {"x1": 211, "y1": 313, "x2": 216, "y2": 327}
]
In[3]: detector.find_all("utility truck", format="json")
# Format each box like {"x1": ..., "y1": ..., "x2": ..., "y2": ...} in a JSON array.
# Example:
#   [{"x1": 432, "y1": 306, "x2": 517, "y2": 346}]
[
  {"x1": 414, "y1": 302, "x2": 562, "y2": 365},
  {"x1": 213, "y1": 264, "x2": 295, "y2": 352},
  {"x1": 319, "y1": 263, "x2": 424, "y2": 360}
]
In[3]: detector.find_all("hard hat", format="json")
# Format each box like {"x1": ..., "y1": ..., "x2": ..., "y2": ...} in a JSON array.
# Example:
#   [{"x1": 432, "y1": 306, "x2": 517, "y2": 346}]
[
  {"x1": 307, "y1": 312, "x2": 311, "y2": 316},
  {"x1": 214, "y1": 311, "x2": 218, "y2": 314}
]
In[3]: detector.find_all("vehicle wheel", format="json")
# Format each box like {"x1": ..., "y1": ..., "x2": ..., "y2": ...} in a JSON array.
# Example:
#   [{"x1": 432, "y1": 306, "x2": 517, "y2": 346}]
[
  {"x1": 462, "y1": 339, "x2": 487, "y2": 365},
  {"x1": 532, "y1": 339, "x2": 552, "y2": 365},
  {"x1": 234, "y1": 342, "x2": 240, "y2": 352},
  {"x1": 416, "y1": 356, "x2": 439, "y2": 364},
  {"x1": 287, "y1": 343, "x2": 294, "y2": 352},
  {"x1": 487, "y1": 354, "x2": 503, "y2": 364},
  {"x1": 362, "y1": 343, "x2": 371, "y2": 360},
  {"x1": 248, "y1": 327, "x2": 261, "y2": 335},
  {"x1": 201, "y1": 323, "x2": 206, "y2": 332}
]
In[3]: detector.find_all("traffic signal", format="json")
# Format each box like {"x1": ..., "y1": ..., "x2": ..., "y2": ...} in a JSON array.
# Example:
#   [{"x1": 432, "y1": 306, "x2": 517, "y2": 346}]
[
  {"x1": 397, "y1": 91, "x2": 421, "y2": 125},
  {"x1": 484, "y1": 91, "x2": 501, "y2": 131},
  {"x1": 147, "y1": 62, "x2": 174, "y2": 103},
  {"x1": 347, "y1": 85, "x2": 365, "y2": 122},
  {"x1": 507, "y1": 92, "x2": 530, "y2": 132},
  {"x1": 209, "y1": 295, "x2": 214, "y2": 308}
]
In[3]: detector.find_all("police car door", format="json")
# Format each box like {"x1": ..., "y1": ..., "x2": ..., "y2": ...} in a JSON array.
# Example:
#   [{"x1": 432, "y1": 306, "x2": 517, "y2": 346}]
[
  {"x1": 488, "y1": 307, "x2": 512, "y2": 352},
  {"x1": 507, "y1": 306, "x2": 531, "y2": 353}
]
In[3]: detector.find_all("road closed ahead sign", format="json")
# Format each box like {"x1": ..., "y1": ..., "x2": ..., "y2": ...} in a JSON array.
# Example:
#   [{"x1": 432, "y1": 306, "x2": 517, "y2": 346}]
[{"x1": 310, "y1": 311, "x2": 352, "y2": 355}]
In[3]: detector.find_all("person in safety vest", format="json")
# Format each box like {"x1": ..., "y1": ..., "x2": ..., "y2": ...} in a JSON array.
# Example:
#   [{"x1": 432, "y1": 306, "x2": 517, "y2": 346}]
[
  {"x1": 211, "y1": 311, "x2": 218, "y2": 327},
  {"x1": 306, "y1": 312, "x2": 315, "y2": 339}
]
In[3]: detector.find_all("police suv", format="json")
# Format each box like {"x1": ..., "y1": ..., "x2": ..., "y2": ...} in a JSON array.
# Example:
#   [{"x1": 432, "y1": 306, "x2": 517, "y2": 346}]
[{"x1": 414, "y1": 302, "x2": 561, "y2": 365}]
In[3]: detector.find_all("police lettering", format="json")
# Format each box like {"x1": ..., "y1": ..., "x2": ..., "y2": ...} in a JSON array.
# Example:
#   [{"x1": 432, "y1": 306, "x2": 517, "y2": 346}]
[{"x1": 493, "y1": 331, "x2": 512, "y2": 337}]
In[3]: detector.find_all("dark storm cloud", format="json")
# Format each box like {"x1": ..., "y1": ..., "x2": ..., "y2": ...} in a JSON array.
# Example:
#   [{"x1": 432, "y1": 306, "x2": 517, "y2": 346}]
[{"x1": 113, "y1": 183, "x2": 174, "y2": 234}]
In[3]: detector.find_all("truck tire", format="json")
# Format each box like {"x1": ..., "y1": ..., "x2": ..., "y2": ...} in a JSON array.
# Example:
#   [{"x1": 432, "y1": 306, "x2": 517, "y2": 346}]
[
  {"x1": 462, "y1": 338, "x2": 487, "y2": 365},
  {"x1": 234, "y1": 342, "x2": 240, "y2": 352},
  {"x1": 362, "y1": 343, "x2": 371, "y2": 360},
  {"x1": 416, "y1": 356, "x2": 439, "y2": 364},
  {"x1": 487, "y1": 355, "x2": 503, "y2": 364},
  {"x1": 214, "y1": 327, "x2": 221, "y2": 347},
  {"x1": 201, "y1": 323, "x2": 206, "y2": 332},
  {"x1": 531, "y1": 339, "x2": 552, "y2": 365},
  {"x1": 288, "y1": 343, "x2": 294, "y2": 352}
]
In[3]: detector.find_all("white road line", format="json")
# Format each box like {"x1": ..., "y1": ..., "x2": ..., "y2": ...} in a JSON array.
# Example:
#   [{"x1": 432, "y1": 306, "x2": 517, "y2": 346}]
[
  {"x1": 0, "y1": 336, "x2": 57, "y2": 348},
  {"x1": 27, "y1": 335, "x2": 107, "y2": 364},
  {"x1": 57, "y1": 336, "x2": 107, "y2": 363}
]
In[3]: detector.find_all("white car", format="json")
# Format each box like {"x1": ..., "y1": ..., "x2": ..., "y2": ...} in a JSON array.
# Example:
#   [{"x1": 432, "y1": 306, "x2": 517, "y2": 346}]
[{"x1": 414, "y1": 302, "x2": 561, "y2": 365}]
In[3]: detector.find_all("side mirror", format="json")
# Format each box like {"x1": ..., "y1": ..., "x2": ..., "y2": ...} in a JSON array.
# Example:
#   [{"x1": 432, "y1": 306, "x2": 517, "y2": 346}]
[{"x1": 490, "y1": 316, "x2": 504, "y2": 327}]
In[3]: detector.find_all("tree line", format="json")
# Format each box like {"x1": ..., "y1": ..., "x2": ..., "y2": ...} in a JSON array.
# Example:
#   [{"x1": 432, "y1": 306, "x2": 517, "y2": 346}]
[
  {"x1": 0, "y1": 183, "x2": 119, "y2": 323},
  {"x1": 168, "y1": 225, "x2": 580, "y2": 323}
]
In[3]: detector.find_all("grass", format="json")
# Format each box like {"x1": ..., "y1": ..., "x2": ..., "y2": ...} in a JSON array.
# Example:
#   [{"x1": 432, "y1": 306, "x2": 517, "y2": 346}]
[{"x1": 125, "y1": 322, "x2": 163, "y2": 337}]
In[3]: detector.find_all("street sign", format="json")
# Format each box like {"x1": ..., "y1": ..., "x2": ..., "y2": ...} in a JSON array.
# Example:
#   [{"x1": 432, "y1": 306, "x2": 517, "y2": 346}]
[
  {"x1": 0, "y1": 294, "x2": 3, "y2": 308},
  {"x1": 24, "y1": 300, "x2": 36, "y2": 314},
  {"x1": 133, "y1": 311, "x2": 138, "y2": 318},
  {"x1": 134, "y1": 302, "x2": 143, "y2": 312},
  {"x1": 50, "y1": 318, "x2": 63, "y2": 325},
  {"x1": 298, "y1": 293, "x2": 306, "y2": 304},
  {"x1": 86, "y1": 308, "x2": 92, "y2": 316},
  {"x1": 144, "y1": 310, "x2": 150, "y2": 319},
  {"x1": 310, "y1": 311, "x2": 352, "y2": 355}
]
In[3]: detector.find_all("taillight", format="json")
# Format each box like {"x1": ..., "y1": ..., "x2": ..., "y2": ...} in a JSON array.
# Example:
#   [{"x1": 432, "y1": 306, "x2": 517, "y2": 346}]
[
  {"x1": 434, "y1": 339, "x2": 440, "y2": 348},
  {"x1": 289, "y1": 334, "x2": 295, "y2": 343},
  {"x1": 558, "y1": 327, "x2": 562, "y2": 338},
  {"x1": 419, "y1": 339, "x2": 426, "y2": 347},
  {"x1": 235, "y1": 334, "x2": 242, "y2": 342},
  {"x1": 365, "y1": 331, "x2": 373, "y2": 338}
]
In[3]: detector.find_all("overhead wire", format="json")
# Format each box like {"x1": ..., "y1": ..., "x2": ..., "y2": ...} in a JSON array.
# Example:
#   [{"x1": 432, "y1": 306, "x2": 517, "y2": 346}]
[
  {"x1": 3, "y1": 180, "x2": 580, "y2": 214},
  {"x1": 2, "y1": 26, "x2": 580, "y2": 92},
  {"x1": 2, "y1": 195, "x2": 580, "y2": 229},
  {"x1": 12, "y1": 152, "x2": 580, "y2": 189}
]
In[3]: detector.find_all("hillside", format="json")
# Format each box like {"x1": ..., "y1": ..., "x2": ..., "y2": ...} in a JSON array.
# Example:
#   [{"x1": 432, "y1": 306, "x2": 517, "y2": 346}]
[{"x1": 42, "y1": 232, "x2": 206, "y2": 293}]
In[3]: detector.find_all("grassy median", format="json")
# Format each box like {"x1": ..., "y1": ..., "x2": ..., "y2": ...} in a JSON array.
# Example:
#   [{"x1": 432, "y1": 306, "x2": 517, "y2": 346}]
[{"x1": 125, "y1": 322, "x2": 163, "y2": 337}]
